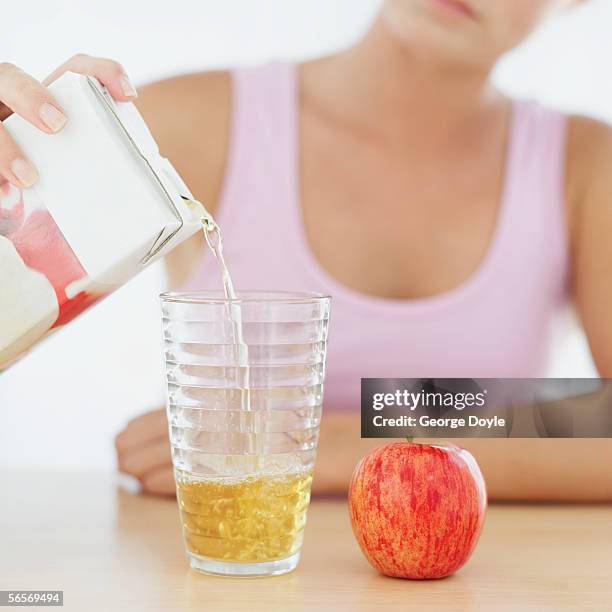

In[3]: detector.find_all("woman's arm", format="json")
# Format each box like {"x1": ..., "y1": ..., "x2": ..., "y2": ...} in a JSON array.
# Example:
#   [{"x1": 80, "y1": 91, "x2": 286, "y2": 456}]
[
  {"x1": 316, "y1": 413, "x2": 612, "y2": 501},
  {"x1": 567, "y1": 115, "x2": 612, "y2": 375},
  {"x1": 115, "y1": 407, "x2": 612, "y2": 500}
]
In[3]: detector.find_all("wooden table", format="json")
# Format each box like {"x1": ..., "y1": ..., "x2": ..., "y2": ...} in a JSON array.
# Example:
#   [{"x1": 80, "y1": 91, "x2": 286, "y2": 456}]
[{"x1": 0, "y1": 470, "x2": 610, "y2": 611}]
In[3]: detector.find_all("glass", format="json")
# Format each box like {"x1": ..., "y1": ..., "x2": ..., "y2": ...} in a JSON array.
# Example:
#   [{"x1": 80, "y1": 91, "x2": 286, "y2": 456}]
[{"x1": 160, "y1": 291, "x2": 331, "y2": 577}]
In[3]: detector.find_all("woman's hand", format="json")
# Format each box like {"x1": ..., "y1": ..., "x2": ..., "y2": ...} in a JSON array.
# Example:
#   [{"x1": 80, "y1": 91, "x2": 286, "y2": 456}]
[
  {"x1": 115, "y1": 407, "x2": 377, "y2": 498},
  {"x1": 0, "y1": 54, "x2": 137, "y2": 188},
  {"x1": 115, "y1": 408, "x2": 175, "y2": 496}
]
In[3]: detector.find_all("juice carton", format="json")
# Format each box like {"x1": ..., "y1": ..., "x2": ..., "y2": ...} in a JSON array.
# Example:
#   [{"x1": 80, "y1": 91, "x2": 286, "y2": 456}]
[{"x1": 0, "y1": 73, "x2": 202, "y2": 368}]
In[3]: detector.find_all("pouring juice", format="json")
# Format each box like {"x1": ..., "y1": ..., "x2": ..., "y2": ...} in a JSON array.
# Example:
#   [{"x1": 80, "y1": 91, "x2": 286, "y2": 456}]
[{"x1": 161, "y1": 211, "x2": 330, "y2": 577}]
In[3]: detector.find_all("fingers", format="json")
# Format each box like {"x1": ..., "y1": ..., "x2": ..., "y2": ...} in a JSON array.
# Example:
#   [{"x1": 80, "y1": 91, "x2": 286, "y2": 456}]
[
  {"x1": 0, "y1": 63, "x2": 67, "y2": 132},
  {"x1": 115, "y1": 408, "x2": 176, "y2": 497},
  {"x1": 0, "y1": 55, "x2": 136, "y2": 189},
  {"x1": 0, "y1": 122, "x2": 38, "y2": 187},
  {"x1": 141, "y1": 466, "x2": 176, "y2": 497},
  {"x1": 0, "y1": 63, "x2": 60, "y2": 186},
  {"x1": 115, "y1": 408, "x2": 171, "y2": 483},
  {"x1": 115, "y1": 408, "x2": 168, "y2": 454},
  {"x1": 43, "y1": 53, "x2": 137, "y2": 101},
  {"x1": 117, "y1": 436, "x2": 172, "y2": 480}
]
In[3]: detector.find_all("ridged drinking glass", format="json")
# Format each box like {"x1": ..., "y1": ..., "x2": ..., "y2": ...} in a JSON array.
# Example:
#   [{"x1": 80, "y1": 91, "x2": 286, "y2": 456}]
[{"x1": 160, "y1": 291, "x2": 331, "y2": 577}]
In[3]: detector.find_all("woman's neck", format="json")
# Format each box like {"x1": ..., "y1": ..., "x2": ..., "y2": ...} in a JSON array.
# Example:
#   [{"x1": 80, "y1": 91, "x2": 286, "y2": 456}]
[{"x1": 302, "y1": 17, "x2": 504, "y2": 148}]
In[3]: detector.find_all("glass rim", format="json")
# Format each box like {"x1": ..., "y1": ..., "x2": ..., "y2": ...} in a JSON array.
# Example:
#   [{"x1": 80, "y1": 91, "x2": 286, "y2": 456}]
[{"x1": 159, "y1": 290, "x2": 332, "y2": 305}]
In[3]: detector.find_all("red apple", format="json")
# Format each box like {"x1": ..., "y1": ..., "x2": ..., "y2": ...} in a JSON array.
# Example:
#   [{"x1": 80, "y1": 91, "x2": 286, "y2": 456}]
[{"x1": 348, "y1": 442, "x2": 486, "y2": 579}]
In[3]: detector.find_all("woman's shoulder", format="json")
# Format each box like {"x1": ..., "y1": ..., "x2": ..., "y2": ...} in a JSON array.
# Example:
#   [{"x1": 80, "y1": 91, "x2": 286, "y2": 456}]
[
  {"x1": 136, "y1": 71, "x2": 232, "y2": 213},
  {"x1": 567, "y1": 113, "x2": 612, "y2": 182},
  {"x1": 566, "y1": 113, "x2": 612, "y2": 234}
]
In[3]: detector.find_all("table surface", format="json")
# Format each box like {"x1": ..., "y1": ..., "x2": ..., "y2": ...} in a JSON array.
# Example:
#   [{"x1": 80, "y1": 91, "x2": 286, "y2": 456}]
[{"x1": 1, "y1": 470, "x2": 611, "y2": 612}]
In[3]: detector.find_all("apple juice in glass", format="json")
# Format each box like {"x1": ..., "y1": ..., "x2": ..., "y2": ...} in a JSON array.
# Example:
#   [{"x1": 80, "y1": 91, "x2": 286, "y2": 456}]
[{"x1": 161, "y1": 213, "x2": 330, "y2": 577}]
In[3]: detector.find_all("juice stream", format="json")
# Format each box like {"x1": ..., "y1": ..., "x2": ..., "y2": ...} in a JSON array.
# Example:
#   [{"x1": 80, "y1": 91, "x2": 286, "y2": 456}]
[
  {"x1": 186, "y1": 199, "x2": 261, "y2": 466},
  {"x1": 179, "y1": 200, "x2": 311, "y2": 565}
]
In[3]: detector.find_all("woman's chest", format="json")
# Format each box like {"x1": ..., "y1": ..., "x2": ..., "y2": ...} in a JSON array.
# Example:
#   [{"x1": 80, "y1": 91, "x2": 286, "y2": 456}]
[{"x1": 298, "y1": 112, "x2": 507, "y2": 301}]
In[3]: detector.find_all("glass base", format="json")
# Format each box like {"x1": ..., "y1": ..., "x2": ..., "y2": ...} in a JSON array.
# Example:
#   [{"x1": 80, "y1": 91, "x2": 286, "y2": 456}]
[{"x1": 187, "y1": 551, "x2": 301, "y2": 577}]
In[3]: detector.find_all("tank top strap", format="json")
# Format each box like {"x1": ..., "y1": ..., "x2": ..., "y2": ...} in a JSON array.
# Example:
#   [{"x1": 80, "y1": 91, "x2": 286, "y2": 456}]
[
  {"x1": 504, "y1": 99, "x2": 569, "y2": 274},
  {"x1": 214, "y1": 62, "x2": 297, "y2": 246}
]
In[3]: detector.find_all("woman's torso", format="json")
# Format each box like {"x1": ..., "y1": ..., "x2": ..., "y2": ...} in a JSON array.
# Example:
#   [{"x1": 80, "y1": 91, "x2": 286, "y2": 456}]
[{"x1": 182, "y1": 62, "x2": 570, "y2": 411}]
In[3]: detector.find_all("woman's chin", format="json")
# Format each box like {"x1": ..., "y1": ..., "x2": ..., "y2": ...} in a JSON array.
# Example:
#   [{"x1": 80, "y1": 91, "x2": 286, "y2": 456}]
[{"x1": 381, "y1": 12, "x2": 489, "y2": 69}]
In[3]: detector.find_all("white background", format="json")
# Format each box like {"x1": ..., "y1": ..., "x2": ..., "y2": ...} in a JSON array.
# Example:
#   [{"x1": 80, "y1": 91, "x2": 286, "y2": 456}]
[{"x1": 0, "y1": 0, "x2": 608, "y2": 469}]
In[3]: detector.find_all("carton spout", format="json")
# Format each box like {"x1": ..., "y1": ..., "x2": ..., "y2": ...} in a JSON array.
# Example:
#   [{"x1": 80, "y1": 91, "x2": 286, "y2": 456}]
[
  {"x1": 180, "y1": 196, "x2": 224, "y2": 258},
  {"x1": 181, "y1": 196, "x2": 217, "y2": 232}
]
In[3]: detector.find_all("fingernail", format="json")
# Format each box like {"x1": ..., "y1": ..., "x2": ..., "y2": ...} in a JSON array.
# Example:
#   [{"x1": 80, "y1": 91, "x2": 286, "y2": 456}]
[
  {"x1": 11, "y1": 158, "x2": 38, "y2": 187},
  {"x1": 39, "y1": 102, "x2": 68, "y2": 133},
  {"x1": 120, "y1": 74, "x2": 138, "y2": 98}
]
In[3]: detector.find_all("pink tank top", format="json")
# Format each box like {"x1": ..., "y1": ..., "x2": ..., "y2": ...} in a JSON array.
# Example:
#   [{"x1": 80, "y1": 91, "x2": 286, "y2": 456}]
[{"x1": 184, "y1": 63, "x2": 570, "y2": 411}]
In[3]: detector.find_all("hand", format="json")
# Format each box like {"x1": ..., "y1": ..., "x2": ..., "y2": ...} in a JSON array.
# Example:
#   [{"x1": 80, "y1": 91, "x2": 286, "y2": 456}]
[
  {"x1": 115, "y1": 408, "x2": 175, "y2": 496},
  {"x1": 0, "y1": 54, "x2": 137, "y2": 188},
  {"x1": 115, "y1": 408, "x2": 374, "y2": 499}
]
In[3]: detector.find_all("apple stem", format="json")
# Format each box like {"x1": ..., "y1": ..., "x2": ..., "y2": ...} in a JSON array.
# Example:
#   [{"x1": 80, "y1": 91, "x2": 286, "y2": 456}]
[{"x1": 405, "y1": 436, "x2": 414, "y2": 444}]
